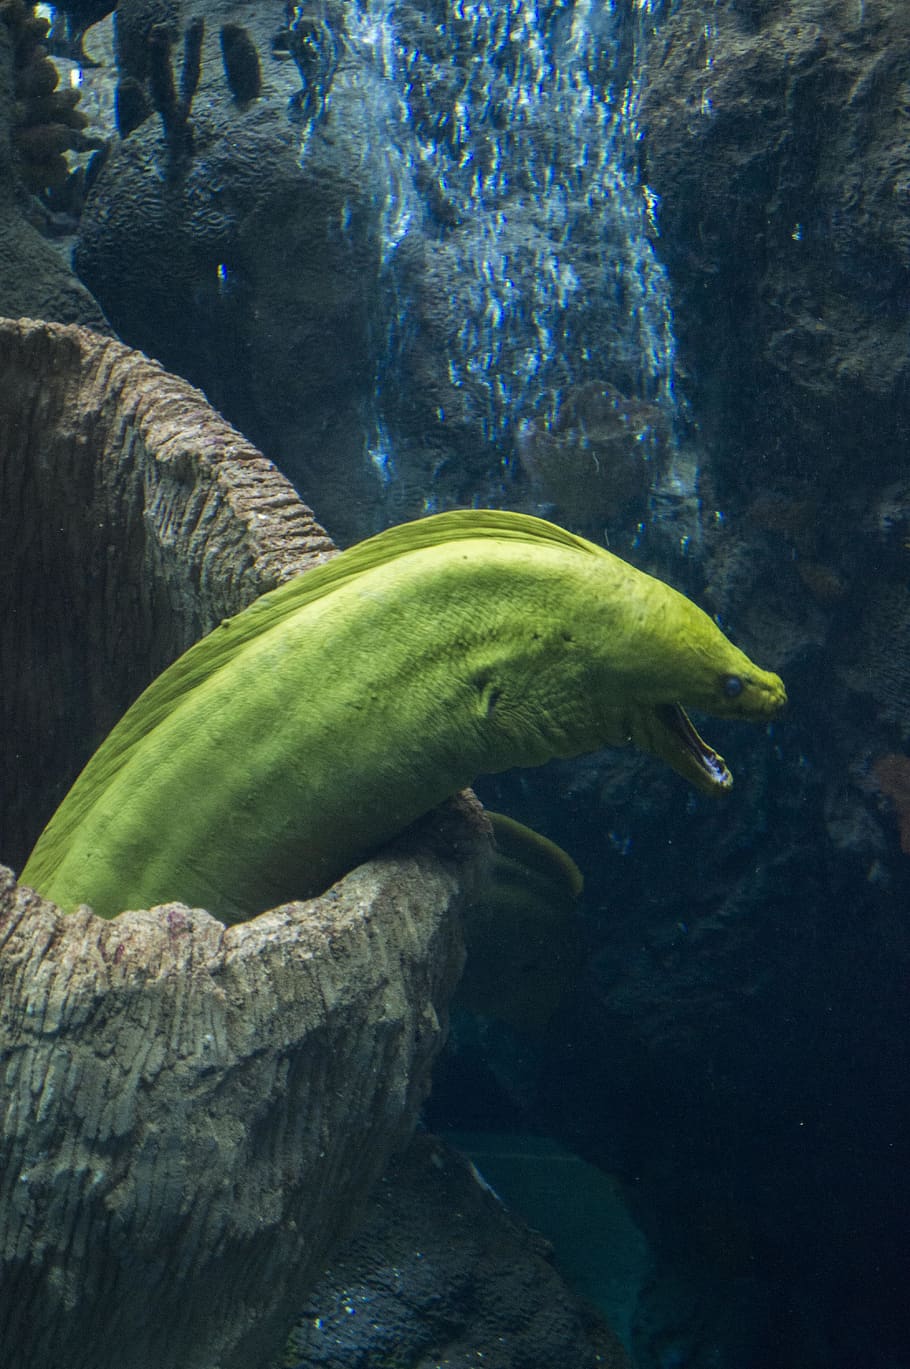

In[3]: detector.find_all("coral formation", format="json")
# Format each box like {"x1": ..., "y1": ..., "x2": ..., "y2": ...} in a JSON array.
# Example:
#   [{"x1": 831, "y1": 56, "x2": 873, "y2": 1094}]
[
  {"x1": 219, "y1": 22, "x2": 260, "y2": 104},
  {"x1": 146, "y1": 15, "x2": 201, "y2": 158},
  {"x1": 112, "y1": 0, "x2": 177, "y2": 83},
  {"x1": 1, "y1": 0, "x2": 89, "y2": 190},
  {"x1": 113, "y1": 69, "x2": 147, "y2": 135},
  {"x1": 0, "y1": 835, "x2": 475, "y2": 1369}
]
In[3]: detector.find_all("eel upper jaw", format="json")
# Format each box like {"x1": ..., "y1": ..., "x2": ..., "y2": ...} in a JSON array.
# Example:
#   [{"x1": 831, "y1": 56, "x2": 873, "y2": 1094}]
[{"x1": 634, "y1": 702, "x2": 733, "y2": 794}]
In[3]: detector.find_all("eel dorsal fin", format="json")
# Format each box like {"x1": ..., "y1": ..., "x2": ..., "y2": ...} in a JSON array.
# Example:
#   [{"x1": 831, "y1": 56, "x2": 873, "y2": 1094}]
[{"x1": 118, "y1": 509, "x2": 608, "y2": 738}]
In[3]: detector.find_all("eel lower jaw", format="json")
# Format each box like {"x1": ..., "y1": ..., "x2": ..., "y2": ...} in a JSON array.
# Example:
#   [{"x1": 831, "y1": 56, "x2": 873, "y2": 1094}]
[{"x1": 650, "y1": 703, "x2": 733, "y2": 794}]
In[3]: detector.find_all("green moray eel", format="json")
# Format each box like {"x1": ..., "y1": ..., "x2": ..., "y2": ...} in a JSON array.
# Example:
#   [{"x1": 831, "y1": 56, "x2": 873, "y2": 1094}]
[{"x1": 21, "y1": 509, "x2": 786, "y2": 923}]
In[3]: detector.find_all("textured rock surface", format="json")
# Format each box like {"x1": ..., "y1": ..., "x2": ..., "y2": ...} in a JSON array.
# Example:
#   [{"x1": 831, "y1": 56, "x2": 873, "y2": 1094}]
[
  {"x1": 73, "y1": 0, "x2": 682, "y2": 545},
  {"x1": 74, "y1": 0, "x2": 388, "y2": 543},
  {"x1": 0, "y1": 820, "x2": 477, "y2": 1369},
  {"x1": 637, "y1": 0, "x2": 910, "y2": 823},
  {"x1": 619, "y1": 0, "x2": 910, "y2": 1041},
  {"x1": 640, "y1": 0, "x2": 910, "y2": 493},
  {"x1": 0, "y1": 314, "x2": 334, "y2": 869},
  {"x1": 282, "y1": 1133, "x2": 631, "y2": 1369},
  {"x1": 0, "y1": 11, "x2": 107, "y2": 326}
]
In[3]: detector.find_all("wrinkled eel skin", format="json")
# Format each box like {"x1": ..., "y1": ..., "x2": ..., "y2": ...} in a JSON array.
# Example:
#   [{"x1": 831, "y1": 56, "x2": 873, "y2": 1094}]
[{"x1": 22, "y1": 509, "x2": 786, "y2": 923}]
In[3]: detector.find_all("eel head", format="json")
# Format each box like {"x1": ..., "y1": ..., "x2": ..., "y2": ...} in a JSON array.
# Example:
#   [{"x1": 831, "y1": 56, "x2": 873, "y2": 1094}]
[{"x1": 621, "y1": 660, "x2": 787, "y2": 794}]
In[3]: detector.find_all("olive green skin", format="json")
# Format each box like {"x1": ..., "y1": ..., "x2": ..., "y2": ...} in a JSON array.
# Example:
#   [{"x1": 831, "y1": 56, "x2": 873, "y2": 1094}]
[{"x1": 21, "y1": 510, "x2": 786, "y2": 923}]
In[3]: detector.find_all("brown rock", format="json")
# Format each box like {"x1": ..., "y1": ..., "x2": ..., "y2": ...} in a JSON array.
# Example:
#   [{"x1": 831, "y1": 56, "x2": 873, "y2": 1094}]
[{"x1": 0, "y1": 841, "x2": 472, "y2": 1369}]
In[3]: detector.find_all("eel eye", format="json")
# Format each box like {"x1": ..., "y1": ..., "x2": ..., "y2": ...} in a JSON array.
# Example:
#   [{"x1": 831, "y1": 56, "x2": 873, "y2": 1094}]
[{"x1": 722, "y1": 674, "x2": 743, "y2": 699}]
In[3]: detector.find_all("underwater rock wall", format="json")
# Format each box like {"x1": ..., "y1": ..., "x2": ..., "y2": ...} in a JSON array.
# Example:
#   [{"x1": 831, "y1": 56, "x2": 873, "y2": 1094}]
[
  {"x1": 72, "y1": 0, "x2": 685, "y2": 545},
  {"x1": 617, "y1": 0, "x2": 910, "y2": 1109},
  {"x1": 458, "y1": 4, "x2": 910, "y2": 1364},
  {"x1": 74, "y1": 0, "x2": 390, "y2": 544},
  {"x1": 641, "y1": 0, "x2": 910, "y2": 492},
  {"x1": 639, "y1": 0, "x2": 910, "y2": 793}
]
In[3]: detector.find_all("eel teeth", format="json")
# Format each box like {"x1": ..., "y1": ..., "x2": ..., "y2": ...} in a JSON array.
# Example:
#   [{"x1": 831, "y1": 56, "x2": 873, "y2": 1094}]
[{"x1": 659, "y1": 703, "x2": 732, "y2": 790}]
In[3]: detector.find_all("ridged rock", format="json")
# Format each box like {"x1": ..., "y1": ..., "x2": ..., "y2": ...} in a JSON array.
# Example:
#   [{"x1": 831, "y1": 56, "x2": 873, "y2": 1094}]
[
  {"x1": 0, "y1": 316, "x2": 487, "y2": 1369},
  {"x1": 0, "y1": 832, "x2": 477, "y2": 1369}
]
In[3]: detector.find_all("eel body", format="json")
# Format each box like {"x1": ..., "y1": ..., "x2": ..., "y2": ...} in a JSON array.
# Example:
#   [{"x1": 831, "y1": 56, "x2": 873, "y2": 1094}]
[
  {"x1": 21, "y1": 509, "x2": 786, "y2": 922},
  {"x1": 457, "y1": 812, "x2": 586, "y2": 1034}
]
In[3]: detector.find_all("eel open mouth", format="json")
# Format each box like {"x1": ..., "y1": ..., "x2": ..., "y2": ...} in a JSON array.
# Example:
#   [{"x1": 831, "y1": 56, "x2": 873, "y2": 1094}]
[{"x1": 654, "y1": 703, "x2": 733, "y2": 793}]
